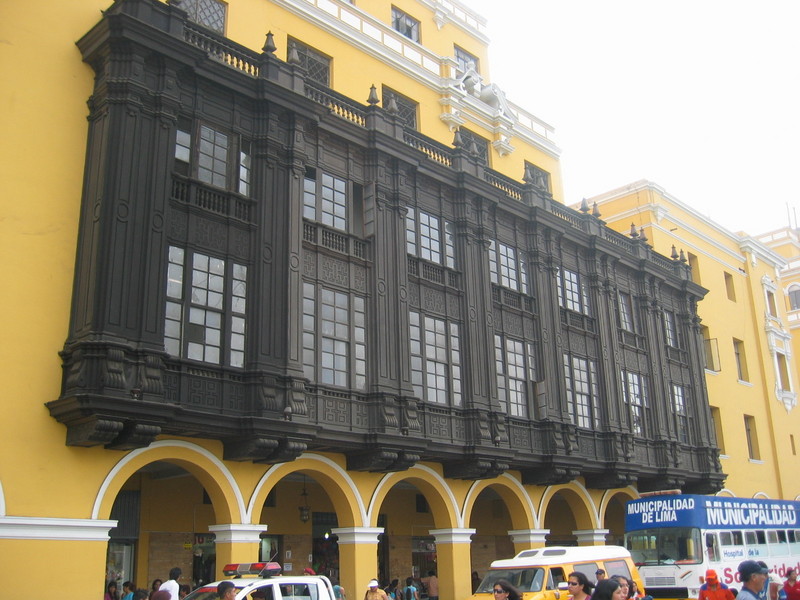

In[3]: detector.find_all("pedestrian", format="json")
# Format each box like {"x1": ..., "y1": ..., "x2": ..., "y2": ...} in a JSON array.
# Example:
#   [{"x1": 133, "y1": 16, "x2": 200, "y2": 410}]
[
  {"x1": 384, "y1": 579, "x2": 400, "y2": 600},
  {"x1": 422, "y1": 571, "x2": 439, "y2": 600},
  {"x1": 403, "y1": 577, "x2": 419, "y2": 600},
  {"x1": 737, "y1": 560, "x2": 770, "y2": 600},
  {"x1": 699, "y1": 569, "x2": 735, "y2": 600},
  {"x1": 757, "y1": 562, "x2": 781, "y2": 600},
  {"x1": 593, "y1": 579, "x2": 626, "y2": 600},
  {"x1": 105, "y1": 581, "x2": 120, "y2": 600},
  {"x1": 179, "y1": 585, "x2": 191, "y2": 599},
  {"x1": 122, "y1": 581, "x2": 135, "y2": 600},
  {"x1": 333, "y1": 580, "x2": 347, "y2": 600},
  {"x1": 218, "y1": 581, "x2": 236, "y2": 600},
  {"x1": 596, "y1": 570, "x2": 607, "y2": 584},
  {"x1": 159, "y1": 568, "x2": 182, "y2": 600},
  {"x1": 152, "y1": 580, "x2": 164, "y2": 593},
  {"x1": 491, "y1": 579, "x2": 522, "y2": 600},
  {"x1": 364, "y1": 579, "x2": 389, "y2": 600},
  {"x1": 785, "y1": 569, "x2": 800, "y2": 600},
  {"x1": 567, "y1": 572, "x2": 594, "y2": 600}
]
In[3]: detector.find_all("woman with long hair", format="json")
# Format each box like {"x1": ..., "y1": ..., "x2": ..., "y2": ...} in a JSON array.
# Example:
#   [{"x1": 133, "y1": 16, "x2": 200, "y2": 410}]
[
  {"x1": 492, "y1": 579, "x2": 522, "y2": 600},
  {"x1": 610, "y1": 576, "x2": 634, "y2": 600},
  {"x1": 593, "y1": 579, "x2": 627, "y2": 600},
  {"x1": 567, "y1": 572, "x2": 594, "y2": 600},
  {"x1": 104, "y1": 581, "x2": 120, "y2": 600}
]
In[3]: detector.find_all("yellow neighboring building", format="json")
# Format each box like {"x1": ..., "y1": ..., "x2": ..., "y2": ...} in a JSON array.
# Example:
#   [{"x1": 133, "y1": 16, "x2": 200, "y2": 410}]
[
  {"x1": 756, "y1": 228, "x2": 800, "y2": 389},
  {"x1": 2, "y1": 2, "x2": 723, "y2": 598},
  {"x1": 585, "y1": 180, "x2": 800, "y2": 499}
]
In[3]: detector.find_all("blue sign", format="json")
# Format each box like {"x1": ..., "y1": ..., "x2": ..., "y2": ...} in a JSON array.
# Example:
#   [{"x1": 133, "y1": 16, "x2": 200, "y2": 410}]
[{"x1": 625, "y1": 495, "x2": 800, "y2": 531}]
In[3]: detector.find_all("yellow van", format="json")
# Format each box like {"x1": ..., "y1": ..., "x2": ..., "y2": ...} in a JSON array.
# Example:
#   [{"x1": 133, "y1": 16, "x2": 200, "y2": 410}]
[{"x1": 470, "y1": 546, "x2": 645, "y2": 600}]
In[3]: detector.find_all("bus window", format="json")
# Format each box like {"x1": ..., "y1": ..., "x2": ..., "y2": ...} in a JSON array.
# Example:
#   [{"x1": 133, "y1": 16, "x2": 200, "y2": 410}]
[
  {"x1": 573, "y1": 563, "x2": 600, "y2": 584},
  {"x1": 706, "y1": 533, "x2": 720, "y2": 562},
  {"x1": 733, "y1": 531, "x2": 744, "y2": 545},
  {"x1": 549, "y1": 568, "x2": 566, "y2": 589},
  {"x1": 745, "y1": 531, "x2": 768, "y2": 558},
  {"x1": 768, "y1": 530, "x2": 790, "y2": 557},
  {"x1": 605, "y1": 560, "x2": 632, "y2": 580}
]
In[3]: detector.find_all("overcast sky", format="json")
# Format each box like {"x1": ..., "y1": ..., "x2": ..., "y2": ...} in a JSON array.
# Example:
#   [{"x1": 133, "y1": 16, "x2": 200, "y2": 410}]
[{"x1": 460, "y1": 0, "x2": 800, "y2": 236}]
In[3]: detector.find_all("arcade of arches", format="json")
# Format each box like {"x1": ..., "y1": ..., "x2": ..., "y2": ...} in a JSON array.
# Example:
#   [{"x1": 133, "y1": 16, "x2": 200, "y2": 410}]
[{"x1": 98, "y1": 441, "x2": 633, "y2": 598}]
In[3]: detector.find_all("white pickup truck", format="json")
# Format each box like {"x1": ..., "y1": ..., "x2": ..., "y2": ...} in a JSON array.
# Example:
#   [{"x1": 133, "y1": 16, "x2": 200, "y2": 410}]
[{"x1": 184, "y1": 562, "x2": 338, "y2": 600}]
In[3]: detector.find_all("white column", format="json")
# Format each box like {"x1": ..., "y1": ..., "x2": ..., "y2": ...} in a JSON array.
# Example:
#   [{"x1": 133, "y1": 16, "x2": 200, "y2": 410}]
[
  {"x1": 508, "y1": 529, "x2": 549, "y2": 548},
  {"x1": 573, "y1": 529, "x2": 609, "y2": 545},
  {"x1": 208, "y1": 523, "x2": 267, "y2": 544}
]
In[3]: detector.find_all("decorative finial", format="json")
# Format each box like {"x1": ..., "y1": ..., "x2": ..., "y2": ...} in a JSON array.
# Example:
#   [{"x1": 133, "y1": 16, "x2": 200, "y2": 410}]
[
  {"x1": 639, "y1": 227, "x2": 647, "y2": 242},
  {"x1": 453, "y1": 129, "x2": 463, "y2": 148},
  {"x1": 671, "y1": 245, "x2": 679, "y2": 260},
  {"x1": 523, "y1": 164, "x2": 535, "y2": 184},
  {"x1": 579, "y1": 198, "x2": 589, "y2": 213},
  {"x1": 630, "y1": 223, "x2": 638, "y2": 238},
  {"x1": 469, "y1": 138, "x2": 479, "y2": 156},
  {"x1": 386, "y1": 95, "x2": 399, "y2": 115},
  {"x1": 262, "y1": 31, "x2": 276, "y2": 54},
  {"x1": 287, "y1": 42, "x2": 300, "y2": 65},
  {"x1": 679, "y1": 249, "x2": 687, "y2": 263},
  {"x1": 367, "y1": 84, "x2": 379, "y2": 105},
  {"x1": 592, "y1": 202, "x2": 601, "y2": 218}
]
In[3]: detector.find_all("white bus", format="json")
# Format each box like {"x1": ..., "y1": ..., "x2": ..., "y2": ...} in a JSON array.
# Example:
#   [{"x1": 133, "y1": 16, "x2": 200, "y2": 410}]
[{"x1": 624, "y1": 494, "x2": 800, "y2": 600}]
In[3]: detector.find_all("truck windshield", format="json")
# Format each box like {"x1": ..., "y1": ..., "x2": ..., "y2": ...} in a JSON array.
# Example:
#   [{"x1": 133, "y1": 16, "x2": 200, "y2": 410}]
[
  {"x1": 477, "y1": 569, "x2": 545, "y2": 593},
  {"x1": 626, "y1": 527, "x2": 703, "y2": 565}
]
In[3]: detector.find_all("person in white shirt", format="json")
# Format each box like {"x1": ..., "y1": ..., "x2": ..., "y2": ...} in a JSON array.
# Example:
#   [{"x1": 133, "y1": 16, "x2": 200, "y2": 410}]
[{"x1": 159, "y1": 567, "x2": 182, "y2": 600}]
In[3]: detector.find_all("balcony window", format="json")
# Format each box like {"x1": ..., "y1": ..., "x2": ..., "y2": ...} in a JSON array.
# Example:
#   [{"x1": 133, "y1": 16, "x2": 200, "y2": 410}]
[
  {"x1": 621, "y1": 369, "x2": 650, "y2": 436},
  {"x1": 164, "y1": 246, "x2": 247, "y2": 368},
  {"x1": 407, "y1": 208, "x2": 455, "y2": 269},
  {"x1": 410, "y1": 312, "x2": 462, "y2": 405},
  {"x1": 304, "y1": 168, "x2": 349, "y2": 232},
  {"x1": 174, "y1": 123, "x2": 250, "y2": 196},
  {"x1": 488, "y1": 240, "x2": 529, "y2": 294},
  {"x1": 496, "y1": 336, "x2": 533, "y2": 418},
  {"x1": 303, "y1": 283, "x2": 366, "y2": 389},
  {"x1": 557, "y1": 268, "x2": 590, "y2": 316},
  {"x1": 563, "y1": 353, "x2": 601, "y2": 429},
  {"x1": 618, "y1": 292, "x2": 635, "y2": 332},
  {"x1": 671, "y1": 384, "x2": 690, "y2": 443}
]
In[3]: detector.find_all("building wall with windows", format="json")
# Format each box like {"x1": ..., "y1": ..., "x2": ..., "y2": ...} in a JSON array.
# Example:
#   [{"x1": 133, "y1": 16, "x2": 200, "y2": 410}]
[
  {"x1": 2, "y1": 1, "x2": 720, "y2": 597},
  {"x1": 585, "y1": 181, "x2": 800, "y2": 500}
]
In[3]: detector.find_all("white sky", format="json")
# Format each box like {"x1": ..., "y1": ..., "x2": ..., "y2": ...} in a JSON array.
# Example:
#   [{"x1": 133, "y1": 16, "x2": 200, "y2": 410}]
[{"x1": 459, "y1": 0, "x2": 800, "y2": 236}]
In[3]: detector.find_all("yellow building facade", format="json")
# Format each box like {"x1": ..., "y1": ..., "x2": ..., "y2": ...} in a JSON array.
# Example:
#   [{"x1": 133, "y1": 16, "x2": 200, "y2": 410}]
[
  {"x1": 586, "y1": 180, "x2": 800, "y2": 499},
  {"x1": 1, "y1": 2, "x2": 720, "y2": 599}
]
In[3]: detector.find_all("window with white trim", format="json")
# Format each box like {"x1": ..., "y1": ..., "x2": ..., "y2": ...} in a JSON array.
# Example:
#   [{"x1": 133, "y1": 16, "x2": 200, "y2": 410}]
[
  {"x1": 302, "y1": 283, "x2": 366, "y2": 389},
  {"x1": 454, "y1": 45, "x2": 479, "y2": 76},
  {"x1": 557, "y1": 268, "x2": 590, "y2": 315},
  {"x1": 563, "y1": 353, "x2": 601, "y2": 429},
  {"x1": 409, "y1": 312, "x2": 462, "y2": 405},
  {"x1": 621, "y1": 369, "x2": 650, "y2": 436},
  {"x1": 164, "y1": 246, "x2": 247, "y2": 368},
  {"x1": 391, "y1": 6, "x2": 420, "y2": 42}
]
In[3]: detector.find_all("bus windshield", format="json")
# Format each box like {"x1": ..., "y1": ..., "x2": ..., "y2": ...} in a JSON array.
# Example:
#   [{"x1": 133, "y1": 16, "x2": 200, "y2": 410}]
[
  {"x1": 625, "y1": 527, "x2": 703, "y2": 566},
  {"x1": 477, "y1": 568, "x2": 545, "y2": 593}
]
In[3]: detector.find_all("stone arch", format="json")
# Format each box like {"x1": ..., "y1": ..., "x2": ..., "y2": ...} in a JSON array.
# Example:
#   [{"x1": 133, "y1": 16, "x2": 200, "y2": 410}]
[
  {"x1": 92, "y1": 440, "x2": 244, "y2": 524},
  {"x1": 369, "y1": 464, "x2": 459, "y2": 528},
  {"x1": 716, "y1": 488, "x2": 736, "y2": 497},
  {"x1": 462, "y1": 473, "x2": 537, "y2": 530},
  {"x1": 539, "y1": 483, "x2": 598, "y2": 539},
  {"x1": 248, "y1": 454, "x2": 365, "y2": 527},
  {"x1": 598, "y1": 487, "x2": 638, "y2": 544}
]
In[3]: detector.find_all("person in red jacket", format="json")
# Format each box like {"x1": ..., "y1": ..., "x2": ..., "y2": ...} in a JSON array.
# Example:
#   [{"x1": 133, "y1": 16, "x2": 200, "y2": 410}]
[
  {"x1": 699, "y1": 569, "x2": 735, "y2": 600},
  {"x1": 784, "y1": 569, "x2": 800, "y2": 600}
]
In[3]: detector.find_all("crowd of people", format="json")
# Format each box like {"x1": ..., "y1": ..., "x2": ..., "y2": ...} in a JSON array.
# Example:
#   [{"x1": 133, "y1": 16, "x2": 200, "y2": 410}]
[
  {"x1": 105, "y1": 567, "x2": 191, "y2": 600},
  {"x1": 362, "y1": 571, "x2": 439, "y2": 600}
]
